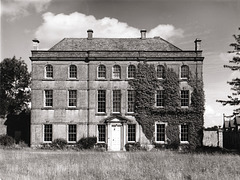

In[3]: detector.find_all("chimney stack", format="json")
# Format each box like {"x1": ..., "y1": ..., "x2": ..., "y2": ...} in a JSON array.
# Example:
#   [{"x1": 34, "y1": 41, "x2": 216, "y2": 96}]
[
  {"x1": 87, "y1": 29, "x2": 93, "y2": 40},
  {"x1": 140, "y1": 29, "x2": 147, "y2": 39},
  {"x1": 32, "y1": 38, "x2": 40, "y2": 50},
  {"x1": 194, "y1": 38, "x2": 202, "y2": 51}
]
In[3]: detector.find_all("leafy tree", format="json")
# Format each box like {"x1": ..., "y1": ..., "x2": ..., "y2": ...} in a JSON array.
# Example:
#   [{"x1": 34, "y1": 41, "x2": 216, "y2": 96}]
[
  {"x1": 0, "y1": 56, "x2": 31, "y2": 116},
  {"x1": 217, "y1": 28, "x2": 240, "y2": 113}
]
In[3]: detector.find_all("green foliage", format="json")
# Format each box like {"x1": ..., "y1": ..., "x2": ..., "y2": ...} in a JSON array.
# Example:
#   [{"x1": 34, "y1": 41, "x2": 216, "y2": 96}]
[
  {"x1": 217, "y1": 28, "x2": 240, "y2": 113},
  {"x1": 129, "y1": 62, "x2": 204, "y2": 149},
  {"x1": 0, "y1": 135, "x2": 15, "y2": 146},
  {"x1": 0, "y1": 57, "x2": 31, "y2": 116},
  {"x1": 77, "y1": 137, "x2": 97, "y2": 149},
  {"x1": 125, "y1": 142, "x2": 141, "y2": 151},
  {"x1": 51, "y1": 138, "x2": 67, "y2": 150}
]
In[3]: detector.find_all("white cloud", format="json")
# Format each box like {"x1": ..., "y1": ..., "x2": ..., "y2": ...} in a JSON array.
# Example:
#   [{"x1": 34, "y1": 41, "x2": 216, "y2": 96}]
[
  {"x1": 1, "y1": 0, "x2": 52, "y2": 20},
  {"x1": 219, "y1": 52, "x2": 235, "y2": 63},
  {"x1": 35, "y1": 12, "x2": 184, "y2": 48}
]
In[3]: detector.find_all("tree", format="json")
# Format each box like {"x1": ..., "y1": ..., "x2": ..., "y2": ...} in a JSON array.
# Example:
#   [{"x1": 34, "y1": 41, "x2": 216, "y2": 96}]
[
  {"x1": 0, "y1": 57, "x2": 31, "y2": 116},
  {"x1": 217, "y1": 28, "x2": 240, "y2": 113}
]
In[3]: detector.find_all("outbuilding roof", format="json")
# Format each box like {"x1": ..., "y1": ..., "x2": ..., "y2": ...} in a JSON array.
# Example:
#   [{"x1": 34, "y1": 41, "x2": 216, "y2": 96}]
[{"x1": 49, "y1": 38, "x2": 182, "y2": 51}]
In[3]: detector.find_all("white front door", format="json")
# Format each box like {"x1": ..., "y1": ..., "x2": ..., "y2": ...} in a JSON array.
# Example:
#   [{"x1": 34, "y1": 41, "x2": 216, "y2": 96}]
[{"x1": 111, "y1": 125, "x2": 121, "y2": 151}]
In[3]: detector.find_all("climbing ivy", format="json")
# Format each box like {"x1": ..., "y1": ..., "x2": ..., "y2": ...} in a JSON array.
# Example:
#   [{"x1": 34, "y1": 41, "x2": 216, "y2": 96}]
[{"x1": 129, "y1": 62, "x2": 205, "y2": 149}]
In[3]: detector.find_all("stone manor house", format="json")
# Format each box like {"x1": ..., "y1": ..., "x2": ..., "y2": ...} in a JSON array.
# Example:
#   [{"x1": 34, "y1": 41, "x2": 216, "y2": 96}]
[{"x1": 30, "y1": 29, "x2": 204, "y2": 150}]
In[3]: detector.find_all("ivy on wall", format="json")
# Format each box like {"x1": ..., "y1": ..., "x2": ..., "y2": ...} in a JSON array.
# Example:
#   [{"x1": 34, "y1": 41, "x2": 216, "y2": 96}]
[{"x1": 129, "y1": 62, "x2": 205, "y2": 149}]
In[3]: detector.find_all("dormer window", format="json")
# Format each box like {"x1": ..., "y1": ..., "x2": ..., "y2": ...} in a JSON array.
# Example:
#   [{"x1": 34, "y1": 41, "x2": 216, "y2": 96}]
[
  {"x1": 181, "y1": 65, "x2": 189, "y2": 79},
  {"x1": 112, "y1": 65, "x2": 121, "y2": 79},
  {"x1": 45, "y1": 64, "x2": 53, "y2": 78},
  {"x1": 69, "y1": 65, "x2": 77, "y2": 79}
]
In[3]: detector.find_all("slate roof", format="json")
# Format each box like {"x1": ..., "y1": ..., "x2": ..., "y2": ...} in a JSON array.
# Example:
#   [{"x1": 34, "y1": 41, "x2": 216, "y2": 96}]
[{"x1": 49, "y1": 38, "x2": 182, "y2": 51}]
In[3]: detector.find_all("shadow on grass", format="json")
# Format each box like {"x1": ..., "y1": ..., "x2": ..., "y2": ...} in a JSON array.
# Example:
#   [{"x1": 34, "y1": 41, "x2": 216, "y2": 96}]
[{"x1": 194, "y1": 146, "x2": 240, "y2": 155}]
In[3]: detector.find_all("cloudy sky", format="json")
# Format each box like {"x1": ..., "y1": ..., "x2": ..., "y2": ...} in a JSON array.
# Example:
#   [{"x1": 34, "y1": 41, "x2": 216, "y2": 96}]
[{"x1": 1, "y1": 0, "x2": 240, "y2": 127}]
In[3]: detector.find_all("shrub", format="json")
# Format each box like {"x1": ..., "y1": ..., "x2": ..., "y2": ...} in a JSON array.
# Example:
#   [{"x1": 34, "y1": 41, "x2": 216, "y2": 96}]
[
  {"x1": 51, "y1": 138, "x2": 67, "y2": 150},
  {"x1": 166, "y1": 140, "x2": 180, "y2": 150},
  {"x1": 77, "y1": 137, "x2": 97, "y2": 149},
  {"x1": 94, "y1": 143, "x2": 107, "y2": 152},
  {"x1": 0, "y1": 135, "x2": 15, "y2": 146},
  {"x1": 125, "y1": 142, "x2": 141, "y2": 151}
]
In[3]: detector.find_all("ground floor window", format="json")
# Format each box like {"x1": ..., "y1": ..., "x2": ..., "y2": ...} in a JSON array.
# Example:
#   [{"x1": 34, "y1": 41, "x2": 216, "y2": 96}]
[
  {"x1": 98, "y1": 125, "x2": 106, "y2": 142},
  {"x1": 156, "y1": 124, "x2": 165, "y2": 142},
  {"x1": 68, "y1": 124, "x2": 77, "y2": 142},
  {"x1": 180, "y1": 124, "x2": 189, "y2": 142},
  {"x1": 44, "y1": 124, "x2": 52, "y2": 142},
  {"x1": 128, "y1": 124, "x2": 136, "y2": 142}
]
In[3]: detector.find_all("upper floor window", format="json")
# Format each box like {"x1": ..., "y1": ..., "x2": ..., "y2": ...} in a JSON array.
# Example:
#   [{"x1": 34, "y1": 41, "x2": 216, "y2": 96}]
[
  {"x1": 112, "y1": 65, "x2": 121, "y2": 79},
  {"x1": 181, "y1": 65, "x2": 189, "y2": 79},
  {"x1": 98, "y1": 90, "x2": 106, "y2": 113},
  {"x1": 69, "y1": 90, "x2": 77, "y2": 107},
  {"x1": 69, "y1": 65, "x2": 77, "y2": 78},
  {"x1": 156, "y1": 90, "x2": 164, "y2": 107},
  {"x1": 157, "y1": 65, "x2": 165, "y2": 79},
  {"x1": 45, "y1": 64, "x2": 53, "y2": 78},
  {"x1": 113, "y1": 90, "x2": 121, "y2": 113},
  {"x1": 45, "y1": 90, "x2": 53, "y2": 107},
  {"x1": 181, "y1": 90, "x2": 189, "y2": 107},
  {"x1": 127, "y1": 90, "x2": 135, "y2": 113},
  {"x1": 98, "y1": 65, "x2": 106, "y2": 79},
  {"x1": 128, "y1": 65, "x2": 136, "y2": 79}
]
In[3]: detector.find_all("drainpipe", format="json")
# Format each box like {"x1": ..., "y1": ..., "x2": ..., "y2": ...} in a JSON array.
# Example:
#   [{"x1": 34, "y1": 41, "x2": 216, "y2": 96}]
[{"x1": 87, "y1": 51, "x2": 90, "y2": 138}]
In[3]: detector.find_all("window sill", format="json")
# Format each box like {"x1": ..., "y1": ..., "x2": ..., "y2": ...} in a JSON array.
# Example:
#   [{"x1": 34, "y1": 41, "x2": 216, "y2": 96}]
[
  {"x1": 41, "y1": 107, "x2": 53, "y2": 110},
  {"x1": 155, "y1": 141, "x2": 167, "y2": 144},
  {"x1": 95, "y1": 79, "x2": 108, "y2": 81},
  {"x1": 181, "y1": 106, "x2": 189, "y2": 109},
  {"x1": 65, "y1": 107, "x2": 78, "y2": 110},
  {"x1": 95, "y1": 113, "x2": 107, "y2": 116},
  {"x1": 43, "y1": 141, "x2": 52, "y2": 143},
  {"x1": 66, "y1": 79, "x2": 79, "y2": 81},
  {"x1": 42, "y1": 79, "x2": 55, "y2": 81},
  {"x1": 180, "y1": 141, "x2": 189, "y2": 144},
  {"x1": 125, "y1": 112, "x2": 135, "y2": 116},
  {"x1": 110, "y1": 79, "x2": 122, "y2": 81}
]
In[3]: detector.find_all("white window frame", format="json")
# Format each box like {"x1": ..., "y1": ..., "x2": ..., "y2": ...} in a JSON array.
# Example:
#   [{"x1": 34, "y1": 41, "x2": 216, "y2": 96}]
[
  {"x1": 155, "y1": 122, "x2": 167, "y2": 144},
  {"x1": 68, "y1": 90, "x2": 77, "y2": 107},
  {"x1": 112, "y1": 90, "x2": 121, "y2": 113},
  {"x1": 180, "y1": 65, "x2": 189, "y2": 79},
  {"x1": 45, "y1": 64, "x2": 53, "y2": 79},
  {"x1": 127, "y1": 124, "x2": 136, "y2": 142},
  {"x1": 127, "y1": 90, "x2": 135, "y2": 113},
  {"x1": 156, "y1": 65, "x2": 165, "y2": 79},
  {"x1": 180, "y1": 90, "x2": 190, "y2": 108},
  {"x1": 97, "y1": 90, "x2": 106, "y2": 113},
  {"x1": 112, "y1": 65, "x2": 121, "y2": 79},
  {"x1": 156, "y1": 90, "x2": 164, "y2": 108},
  {"x1": 44, "y1": 90, "x2": 53, "y2": 107},
  {"x1": 127, "y1": 65, "x2": 136, "y2": 79},
  {"x1": 69, "y1": 65, "x2": 77, "y2": 79},
  {"x1": 97, "y1": 124, "x2": 106, "y2": 143},
  {"x1": 43, "y1": 124, "x2": 53, "y2": 143},
  {"x1": 179, "y1": 124, "x2": 189, "y2": 144},
  {"x1": 68, "y1": 124, "x2": 77, "y2": 143},
  {"x1": 97, "y1": 65, "x2": 106, "y2": 79}
]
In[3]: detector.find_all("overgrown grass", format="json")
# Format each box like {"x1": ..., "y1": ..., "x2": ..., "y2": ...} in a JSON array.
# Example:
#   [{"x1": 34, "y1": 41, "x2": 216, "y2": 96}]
[{"x1": 0, "y1": 149, "x2": 240, "y2": 180}]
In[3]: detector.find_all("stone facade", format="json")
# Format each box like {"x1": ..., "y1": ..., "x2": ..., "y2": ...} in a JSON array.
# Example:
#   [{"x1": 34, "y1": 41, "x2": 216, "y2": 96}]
[{"x1": 30, "y1": 30, "x2": 204, "y2": 150}]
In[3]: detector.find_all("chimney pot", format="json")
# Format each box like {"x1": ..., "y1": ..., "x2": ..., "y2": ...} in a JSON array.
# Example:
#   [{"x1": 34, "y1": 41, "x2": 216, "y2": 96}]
[
  {"x1": 87, "y1": 29, "x2": 93, "y2": 40},
  {"x1": 194, "y1": 38, "x2": 202, "y2": 51},
  {"x1": 32, "y1": 38, "x2": 40, "y2": 50},
  {"x1": 140, "y1": 29, "x2": 147, "y2": 39}
]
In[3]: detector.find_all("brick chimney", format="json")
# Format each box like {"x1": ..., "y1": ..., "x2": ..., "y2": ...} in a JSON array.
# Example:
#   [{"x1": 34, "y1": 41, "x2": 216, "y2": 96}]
[
  {"x1": 32, "y1": 38, "x2": 40, "y2": 50},
  {"x1": 140, "y1": 29, "x2": 147, "y2": 39},
  {"x1": 194, "y1": 38, "x2": 202, "y2": 51},
  {"x1": 87, "y1": 29, "x2": 93, "y2": 40}
]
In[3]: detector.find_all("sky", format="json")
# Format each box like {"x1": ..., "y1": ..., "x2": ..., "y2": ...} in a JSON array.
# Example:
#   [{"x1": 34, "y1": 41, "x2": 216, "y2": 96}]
[{"x1": 1, "y1": 0, "x2": 240, "y2": 127}]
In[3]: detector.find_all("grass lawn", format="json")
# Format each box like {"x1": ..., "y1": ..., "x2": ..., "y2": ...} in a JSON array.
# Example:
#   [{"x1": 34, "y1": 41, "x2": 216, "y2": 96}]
[{"x1": 0, "y1": 149, "x2": 240, "y2": 180}]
